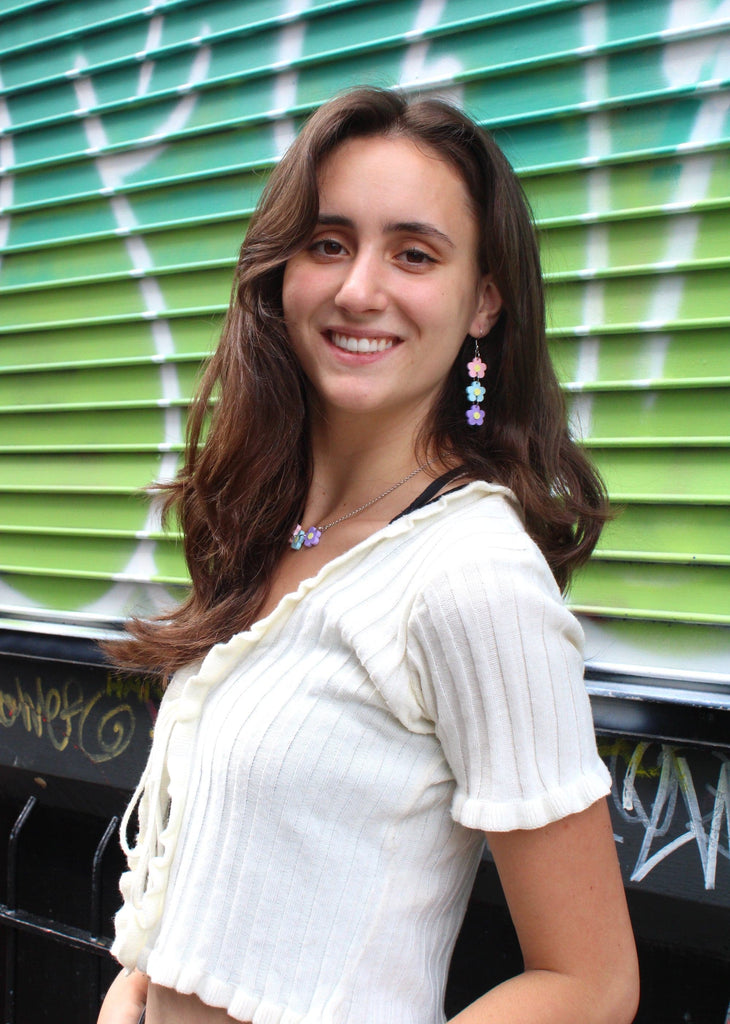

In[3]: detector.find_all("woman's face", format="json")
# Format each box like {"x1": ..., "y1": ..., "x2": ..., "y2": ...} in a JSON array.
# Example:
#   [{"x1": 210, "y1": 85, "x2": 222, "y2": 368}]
[{"x1": 282, "y1": 134, "x2": 501, "y2": 429}]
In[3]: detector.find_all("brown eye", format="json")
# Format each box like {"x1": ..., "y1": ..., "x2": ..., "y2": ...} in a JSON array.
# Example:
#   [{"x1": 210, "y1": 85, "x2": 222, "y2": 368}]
[
  {"x1": 312, "y1": 239, "x2": 345, "y2": 256},
  {"x1": 400, "y1": 248, "x2": 436, "y2": 266}
]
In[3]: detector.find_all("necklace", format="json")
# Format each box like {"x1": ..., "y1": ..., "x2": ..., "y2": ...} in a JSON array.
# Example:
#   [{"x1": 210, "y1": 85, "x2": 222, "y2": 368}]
[{"x1": 290, "y1": 461, "x2": 433, "y2": 551}]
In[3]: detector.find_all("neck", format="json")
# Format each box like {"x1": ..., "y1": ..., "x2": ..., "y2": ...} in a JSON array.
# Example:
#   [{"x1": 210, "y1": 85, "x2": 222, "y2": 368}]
[
  {"x1": 308, "y1": 409, "x2": 431, "y2": 505},
  {"x1": 288, "y1": 406, "x2": 459, "y2": 554}
]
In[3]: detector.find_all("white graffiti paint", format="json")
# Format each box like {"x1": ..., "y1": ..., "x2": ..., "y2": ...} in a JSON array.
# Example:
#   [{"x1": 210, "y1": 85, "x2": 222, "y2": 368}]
[
  {"x1": 567, "y1": 1, "x2": 610, "y2": 441},
  {"x1": 136, "y1": 14, "x2": 164, "y2": 97},
  {"x1": 69, "y1": 16, "x2": 211, "y2": 619},
  {"x1": 399, "y1": 0, "x2": 463, "y2": 104},
  {"x1": 0, "y1": 64, "x2": 14, "y2": 266},
  {"x1": 272, "y1": 0, "x2": 311, "y2": 157},
  {"x1": 612, "y1": 743, "x2": 730, "y2": 890},
  {"x1": 638, "y1": 0, "x2": 730, "y2": 354}
]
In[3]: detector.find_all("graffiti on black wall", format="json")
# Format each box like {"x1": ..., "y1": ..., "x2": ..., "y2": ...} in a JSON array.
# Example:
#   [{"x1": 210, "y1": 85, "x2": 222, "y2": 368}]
[
  {"x1": 601, "y1": 739, "x2": 730, "y2": 896},
  {"x1": 0, "y1": 658, "x2": 161, "y2": 790}
]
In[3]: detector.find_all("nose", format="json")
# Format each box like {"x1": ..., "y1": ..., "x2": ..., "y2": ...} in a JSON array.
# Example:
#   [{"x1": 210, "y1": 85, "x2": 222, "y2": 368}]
[{"x1": 334, "y1": 250, "x2": 387, "y2": 314}]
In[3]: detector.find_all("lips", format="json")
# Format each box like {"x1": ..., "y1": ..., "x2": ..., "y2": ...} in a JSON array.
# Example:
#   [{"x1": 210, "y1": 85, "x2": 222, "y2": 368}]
[{"x1": 329, "y1": 331, "x2": 395, "y2": 354}]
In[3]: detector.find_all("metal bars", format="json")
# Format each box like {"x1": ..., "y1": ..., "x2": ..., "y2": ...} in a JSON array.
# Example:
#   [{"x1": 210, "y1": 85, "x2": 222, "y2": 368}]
[{"x1": 0, "y1": 797, "x2": 119, "y2": 1024}]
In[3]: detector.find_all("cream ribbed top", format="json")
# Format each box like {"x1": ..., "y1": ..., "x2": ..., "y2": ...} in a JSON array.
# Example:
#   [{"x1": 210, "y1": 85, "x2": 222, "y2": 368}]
[{"x1": 112, "y1": 481, "x2": 610, "y2": 1024}]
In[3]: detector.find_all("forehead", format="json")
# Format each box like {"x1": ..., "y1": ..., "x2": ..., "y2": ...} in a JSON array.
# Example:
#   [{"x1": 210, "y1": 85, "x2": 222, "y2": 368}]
[{"x1": 316, "y1": 135, "x2": 476, "y2": 236}]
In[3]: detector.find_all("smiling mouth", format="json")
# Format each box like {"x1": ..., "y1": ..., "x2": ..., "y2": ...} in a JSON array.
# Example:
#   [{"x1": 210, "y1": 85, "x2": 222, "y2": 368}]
[{"x1": 329, "y1": 331, "x2": 395, "y2": 354}]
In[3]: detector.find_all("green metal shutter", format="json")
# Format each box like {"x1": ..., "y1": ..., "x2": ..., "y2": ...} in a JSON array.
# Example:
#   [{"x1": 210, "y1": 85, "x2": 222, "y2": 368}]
[{"x1": 1, "y1": 0, "x2": 728, "y2": 685}]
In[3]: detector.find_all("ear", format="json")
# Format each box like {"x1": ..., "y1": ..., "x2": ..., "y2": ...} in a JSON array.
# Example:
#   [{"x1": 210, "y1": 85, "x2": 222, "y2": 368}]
[{"x1": 469, "y1": 276, "x2": 503, "y2": 338}]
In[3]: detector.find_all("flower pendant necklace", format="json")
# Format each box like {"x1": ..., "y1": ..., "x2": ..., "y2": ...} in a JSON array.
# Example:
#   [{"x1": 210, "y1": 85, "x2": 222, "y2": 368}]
[{"x1": 290, "y1": 461, "x2": 433, "y2": 551}]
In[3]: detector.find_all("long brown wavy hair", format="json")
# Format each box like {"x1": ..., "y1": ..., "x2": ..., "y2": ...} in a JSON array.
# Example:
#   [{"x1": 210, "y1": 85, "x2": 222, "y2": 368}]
[{"x1": 107, "y1": 86, "x2": 610, "y2": 677}]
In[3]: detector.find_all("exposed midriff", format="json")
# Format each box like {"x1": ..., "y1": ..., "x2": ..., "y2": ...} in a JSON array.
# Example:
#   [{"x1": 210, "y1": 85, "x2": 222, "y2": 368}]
[{"x1": 146, "y1": 983, "x2": 246, "y2": 1024}]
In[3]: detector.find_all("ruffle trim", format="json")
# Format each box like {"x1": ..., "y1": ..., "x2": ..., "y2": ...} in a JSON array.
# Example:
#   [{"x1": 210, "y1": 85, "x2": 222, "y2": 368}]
[
  {"x1": 452, "y1": 763, "x2": 611, "y2": 833},
  {"x1": 139, "y1": 951, "x2": 343, "y2": 1024}
]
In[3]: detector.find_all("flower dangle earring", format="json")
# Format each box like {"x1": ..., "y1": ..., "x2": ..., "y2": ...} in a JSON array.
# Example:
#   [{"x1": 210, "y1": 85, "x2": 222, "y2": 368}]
[{"x1": 465, "y1": 337, "x2": 487, "y2": 427}]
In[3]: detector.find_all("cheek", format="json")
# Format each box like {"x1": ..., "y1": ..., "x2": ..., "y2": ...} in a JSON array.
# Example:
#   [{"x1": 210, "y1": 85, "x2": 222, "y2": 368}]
[
  {"x1": 282, "y1": 262, "x2": 329, "y2": 338},
  {"x1": 281, "y1": 263, "x2": 300, "y2": 326}
]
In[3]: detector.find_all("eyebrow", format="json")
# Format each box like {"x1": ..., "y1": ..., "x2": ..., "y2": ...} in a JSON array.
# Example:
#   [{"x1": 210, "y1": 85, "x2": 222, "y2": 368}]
[{"x1": 316, "y1": 214, "x2": 455, "y2": 249}]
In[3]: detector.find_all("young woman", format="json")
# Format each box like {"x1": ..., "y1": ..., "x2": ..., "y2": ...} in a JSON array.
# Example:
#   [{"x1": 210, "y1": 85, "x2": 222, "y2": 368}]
[{"x1": 98, "y1": 87, "x2": 639, "y2": 1024}]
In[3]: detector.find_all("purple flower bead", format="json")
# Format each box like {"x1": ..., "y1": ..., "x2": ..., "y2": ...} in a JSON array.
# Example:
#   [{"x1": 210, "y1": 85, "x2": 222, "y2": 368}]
[
  {"x1": 466, "y1": 404, "x2": 485, "y2": 426},
  {"x1": 303, "y1": 526, "x2": 322, "y2": 547}
]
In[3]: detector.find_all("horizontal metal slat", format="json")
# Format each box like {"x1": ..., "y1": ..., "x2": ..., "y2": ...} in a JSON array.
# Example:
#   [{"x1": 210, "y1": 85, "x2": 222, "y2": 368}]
[
  {"x1": 0, "y1": 219, "x2": 244, "y2": 291},
  {"x1": 566, "y1": 377, "x2": 730, "y2": 393},
  {"x1": 0, "y1": 0, "x2": 55, "y2": 18},
  {"x1": 0, "y1": 442, "x2": 184, "y2": 455},
  {"x1": 540, "y1": 207, "x2": 730, "y2": 281},
  {"x1": 1, "y1": 170, "x2": 262, "y2": 254},
  {"x1": 570, "y1": 560, "x2": 730, "y2": 625},
  {"x1": 549, "y1": 328, "x2": 730, "y2": 391},
  {"x1": 579, "y1": 617, "x2": 730, "y2": 685},
  {"x1": 0, "y1": 491, "x2": 164, "y2": 535},
  {"x1": 456, "y1": 24, "x2": 730, "y2": 118},
  {"x1": 0, "y1": 362, "x2": 200, "y2": 407},
  {"x1": 492, "y1": 91, "x2": 730, "y2": 175},
  {"x1": 584, "y1": 437, "x2": 730, "y2": 449},
  {"x1": 0, "y1": 452, "x2": 173, "y2": 492},
  {"x1": 0, "y1": 0, "x2": 365, "y2": 73},
  {"x1": 0, "y1": 267, "x2": 231, "y2": 331},
  {"x1": 0, "y1": 533, "x2": 187, "y2": 584},
  {"x1": 595, "y1": 504, "x2": 730, "y2": 565},
  {"x1": 547, "y1": 267, "x2": 730, "y2": 332},
  {"x1": 525, "y1": 152, "x2": 730, "y2": 223},
  {"x1": 5, "y1": 118, "x2": 290, "y2": 212},
  {"x1": 0, "y1": 572, "x2": 187, "y2": 624},
  {"x1": 567, "y1": 387, "x2": 730, "y2": 444},
  {"x1": 590, "y1": 447, "x2": 730, "y2": 503},
  {"x1": 0, "y1": 523, "x2": 173, "y2": 541},
  {"x1": 0, "y1": 317, "x2": 217, "y2": 373},
  {"x1": 0, "y1": 0, "x2": 193, "y2": 57}
]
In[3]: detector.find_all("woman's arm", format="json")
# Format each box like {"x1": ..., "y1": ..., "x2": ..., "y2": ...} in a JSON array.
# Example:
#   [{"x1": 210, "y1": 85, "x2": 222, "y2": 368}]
[
  {"x1": 450, "y1": 799, "x2": 639, "y2": 1024},
  {"x1": 97, "y1": 968, "x2": 148, "y2": 1024}
]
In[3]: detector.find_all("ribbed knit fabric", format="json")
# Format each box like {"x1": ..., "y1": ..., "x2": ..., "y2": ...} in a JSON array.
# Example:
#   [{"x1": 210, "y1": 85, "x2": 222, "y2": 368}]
[{"x1": 112, "y1": 481, "x2": 611, "y2": 1024}]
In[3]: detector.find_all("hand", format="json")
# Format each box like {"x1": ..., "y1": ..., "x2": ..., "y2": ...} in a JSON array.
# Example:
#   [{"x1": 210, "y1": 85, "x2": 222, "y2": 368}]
[{"x1": 97, "y1": 968, "x2": 148, "y2": 1024}]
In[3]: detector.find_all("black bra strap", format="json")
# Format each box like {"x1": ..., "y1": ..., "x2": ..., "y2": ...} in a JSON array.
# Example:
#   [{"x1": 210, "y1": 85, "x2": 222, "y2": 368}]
[{"x1": 390, "y1": 467, "x2": 467, "y2": 524}]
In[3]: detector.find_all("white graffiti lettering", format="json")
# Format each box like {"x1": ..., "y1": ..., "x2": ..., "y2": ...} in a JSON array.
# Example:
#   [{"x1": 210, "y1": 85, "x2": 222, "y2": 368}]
[{"x1": 606, "y1": 742, "x2": 730, "y2": 890}]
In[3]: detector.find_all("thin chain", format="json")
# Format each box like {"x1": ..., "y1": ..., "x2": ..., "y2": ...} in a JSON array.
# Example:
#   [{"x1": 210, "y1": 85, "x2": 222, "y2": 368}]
[{"x1": 318, "y1": 459, "x2": 434, "y2": 535}]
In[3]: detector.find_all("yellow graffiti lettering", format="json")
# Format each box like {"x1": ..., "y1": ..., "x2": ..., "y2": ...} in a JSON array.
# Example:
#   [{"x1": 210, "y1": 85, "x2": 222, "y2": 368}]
[
  {"x1": 0, "y1": 688, "x2": 18, "y2": 727},
  {"x1": 105, "y1": 672, "x2": 162, "y2": 704},
  {"x1": 0, "y1": 676, "x2": 137, "y2": 764},
  {"x1": 79, "y1": 691, "x2": 134, "y2": 764}
]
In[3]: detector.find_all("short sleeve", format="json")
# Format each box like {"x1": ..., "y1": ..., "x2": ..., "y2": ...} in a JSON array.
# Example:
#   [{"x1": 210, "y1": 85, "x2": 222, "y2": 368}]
[{"x1": 406, "y1": 525, "x2": 610, "y2": 832}]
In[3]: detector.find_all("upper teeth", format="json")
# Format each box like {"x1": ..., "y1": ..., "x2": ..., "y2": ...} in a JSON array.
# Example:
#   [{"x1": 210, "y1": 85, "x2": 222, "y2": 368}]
[{"x1": 331, "y1": 332, "x2": 394, "y2": 354}]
